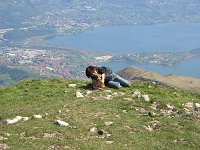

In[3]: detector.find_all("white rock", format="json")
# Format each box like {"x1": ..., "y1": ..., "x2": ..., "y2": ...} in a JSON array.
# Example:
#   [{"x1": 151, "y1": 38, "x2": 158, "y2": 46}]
[
  {"x1": 6, "y1": 116, "x2": 23, "y2": 124},
  {"x1": 104, "y1": 121, "x2": 113, "y2": 126},
  {"x1": 184, "y1": 102, "x2": 193, "y2": 108},
  {"x1": 33, "y1": 115, "x2": 43, "y2": 119},
  {"x1": 105, "y1": 141, "x2": 115, "y2": 144},
  {"x1": 122, "y1": 110, "x2": 127, "y2": 113},
  {"x1": 134, "y1": 90, "x2": 141, "y2": 95},
  {"x1": 150, "y1": 102, "x2": 157, "y2": 110},
  {"x1": 166, "y1": 104, "x2": 174, "y2": 110},
  {"x1": 22, "y1": 117, "x2": 30, "y2": 121},
  {"x1": 142, "y1": 95, "x2": 150, "y2": 101},
  {"x1": 76, "y1": 90, "x2": 84, "y2": 98},
  {"x1": 123, "y1": 98, "x2": 133, "y2": 101},
  {"x1": 0, "y1": 136, "x2": 8, "y2": 141},
  {"x1": 68, "y1": 84, "x2": 76, "y2": 88},
  {"x1": 133, "y1": 90, "x2": 141, "y2": 97},
  {"x1": 195, "y1": 103, "x2": 200, "y2": 108},
  {"x1": 90, "y1": 127, "x2": 97, "y2": 133},
  {"x1": 143, "y1": 125, "x2": 153, "y2": 132},
  {"x1": 65, "y1": 109, "x2": 70, "y2": 113},
  {"x1": 55, "y1": 119, "x2": 69, "y2": 126}
]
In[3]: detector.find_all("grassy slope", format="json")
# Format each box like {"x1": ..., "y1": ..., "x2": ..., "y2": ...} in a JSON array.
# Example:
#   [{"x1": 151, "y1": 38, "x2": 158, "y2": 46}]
[{"x1": 0, "y1": 79, "x2": 200, "y2": 150}]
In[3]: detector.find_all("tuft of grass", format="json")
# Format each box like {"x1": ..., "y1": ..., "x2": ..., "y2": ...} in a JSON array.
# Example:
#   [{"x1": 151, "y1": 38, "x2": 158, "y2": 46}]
[{"x1": 0, "y1": 79, "x2": 200, "y2": 150}]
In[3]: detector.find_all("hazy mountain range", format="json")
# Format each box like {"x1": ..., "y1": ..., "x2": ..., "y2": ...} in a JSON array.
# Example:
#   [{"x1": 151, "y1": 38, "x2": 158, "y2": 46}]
[{"x1": 1, "y1": 0, "x2": 200, "y2": 29}]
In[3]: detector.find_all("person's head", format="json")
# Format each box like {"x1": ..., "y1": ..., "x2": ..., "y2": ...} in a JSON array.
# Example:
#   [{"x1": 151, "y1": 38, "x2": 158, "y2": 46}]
[{"x1": 85, "y1": 66, "x2": 98, "y2": 79}]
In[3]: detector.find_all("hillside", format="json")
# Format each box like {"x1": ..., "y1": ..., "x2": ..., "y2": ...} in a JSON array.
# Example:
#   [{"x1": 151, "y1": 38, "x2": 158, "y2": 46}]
[
  {"x1": 1, "y1": 0, "x2": 200, "y2": 31},
  {"x1": 0, "y1": 65, "x2": 41, "y2": 86},
  {"x1": 0, "y1": 79, "x2": 200, "y2": 149},
  {"x1": 117, "y1": 67, "x2": 200, "y2": 93}
]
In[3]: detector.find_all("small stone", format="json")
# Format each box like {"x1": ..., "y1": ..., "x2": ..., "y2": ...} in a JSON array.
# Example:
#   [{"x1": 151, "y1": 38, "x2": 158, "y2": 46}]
[
  {"x1": 58, "y1": 110, "x2": 62, "y2": 113},
  {"x1": 105, "y1": 141, "x2": 115, "y2": 144},
  {"x1": 68, "y1": 84, "x2": 76, "y2": 88},
  {"x1": 150, "y1": 102, "x2": 157, "y2": 110},
  {"x1": 64, "y1": 146, "x2": 71, "y2": 149},
  {"x1": 33, "y1": 115, "x2": 43, "y2": 119},
  {"x1": 71, "y1": 126, "x2": 78, "y2": 129},
  {"x1": 65, "y1": 109, "x2": 70, "y2": 113},
  {"x1": 116, "y1": 115, "x2": 121, "y2": 118},
  {"x1": 6, "y1": 116, "x2": 23, "y2": 124},
  {"x1": 0, "y1": 136, "x2": 8, "y2": 141},
  {"x1": 76, "y1": 90, "x2": 84, "y2": 98},
  {"x1": 22, "y1": 117, "x2": 30, "y2": 121},
  {"x1": 90, "y1": 127, "x2": 97, "y2": 133},
  {"x1": 143, "y1": 125, "x2": 153, "y2": 132},
  {"x1": 141, "y1": 95, "x2": 150, "y2": 101},
  {"x1": 104, "y1": 121, "x2": 113, "y2": 126},
  {"x1": 55, "y1": 119, "x2": 69, "y2": 127},
  {"x1": 166, "y1": 104, "x2": 174, "y2": 109},
  {"x1": 122, "y1": 110, "x2": 127, "y2": 113},
  {"x1": 123, "y1": 98, "x2": 133, "y2": 101},
  {"x1": 132, "y1": 90, "x2": 141, "y2": 97},
  {"x1": 113, "y1": 92, "x2": 118, "y2": 95},
  {"x1": 195, "y1": 103, "x2": 200, "y2": 108},
  {"x1": 184, "y1": 102, "x2": 194, "y2": 108},
  {"x1": 15, "y1": 116, "x2": 23, "y2": 120}
]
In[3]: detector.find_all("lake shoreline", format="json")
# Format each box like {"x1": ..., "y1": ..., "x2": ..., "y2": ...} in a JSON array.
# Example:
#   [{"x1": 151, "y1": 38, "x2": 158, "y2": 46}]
[{"x1": 44, "y1": 22, "x2": 200, "y2": 79}]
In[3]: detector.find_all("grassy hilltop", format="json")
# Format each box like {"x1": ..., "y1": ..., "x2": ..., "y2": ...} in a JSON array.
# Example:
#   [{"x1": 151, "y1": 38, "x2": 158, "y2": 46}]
[{"x1": 0, "y1": 79, "x2": 200, "y2": 150}]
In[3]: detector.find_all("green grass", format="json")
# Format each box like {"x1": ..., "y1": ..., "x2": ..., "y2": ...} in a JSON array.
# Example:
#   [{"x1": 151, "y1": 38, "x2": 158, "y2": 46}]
[{"x1": 0, "y1": 79, "x2": 200, "y2": 150}]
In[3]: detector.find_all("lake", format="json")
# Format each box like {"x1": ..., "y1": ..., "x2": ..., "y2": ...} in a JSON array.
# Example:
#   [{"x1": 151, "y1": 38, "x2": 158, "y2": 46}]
[
  {"x1": 101, "y1": 56, "x2": 200, "y2": 79},
  {"x1": 45, "y1": 22, "x2": 200, "y2": 78}
]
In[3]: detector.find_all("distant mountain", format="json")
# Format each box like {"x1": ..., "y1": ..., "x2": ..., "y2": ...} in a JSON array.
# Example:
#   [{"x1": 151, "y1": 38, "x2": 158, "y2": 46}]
[
  {"x1": 1, "y1": 0, "x2": 200, "y2": 29},
  {"x1": 117, "y1": 67, "x2": 200, "y2": 93}
]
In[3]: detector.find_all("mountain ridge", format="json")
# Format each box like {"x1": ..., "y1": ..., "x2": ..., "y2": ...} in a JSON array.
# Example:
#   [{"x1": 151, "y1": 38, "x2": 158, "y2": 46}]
[{"x1": 117, "y1": 67, "x2": 200, "y2": 93}]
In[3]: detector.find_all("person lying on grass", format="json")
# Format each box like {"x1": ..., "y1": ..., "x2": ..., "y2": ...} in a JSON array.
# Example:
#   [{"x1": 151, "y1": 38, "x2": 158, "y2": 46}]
[{"x1": 85, "y1": 66, "x2": 131, "y2": 90}]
